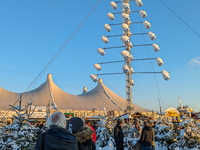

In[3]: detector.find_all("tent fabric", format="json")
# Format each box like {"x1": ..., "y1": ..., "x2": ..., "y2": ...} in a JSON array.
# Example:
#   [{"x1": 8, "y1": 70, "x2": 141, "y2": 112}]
[{"x1": 0, "y1": 74, "x2": 151, "y2": 112}]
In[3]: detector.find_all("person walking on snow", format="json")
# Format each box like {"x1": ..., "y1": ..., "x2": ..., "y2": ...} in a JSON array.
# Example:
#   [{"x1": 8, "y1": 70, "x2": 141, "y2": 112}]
[
  {"x1": 139, "y1": 121, "x2": 153, "y2": 150},
  {"x1": 114, "y1": 120, "x2": 124, "y2": 150}
]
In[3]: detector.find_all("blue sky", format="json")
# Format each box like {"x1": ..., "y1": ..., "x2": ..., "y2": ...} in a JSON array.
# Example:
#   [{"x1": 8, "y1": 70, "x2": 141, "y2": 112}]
[{"x1": 0, "y1": 0, "x2": 199, "y2": 112}]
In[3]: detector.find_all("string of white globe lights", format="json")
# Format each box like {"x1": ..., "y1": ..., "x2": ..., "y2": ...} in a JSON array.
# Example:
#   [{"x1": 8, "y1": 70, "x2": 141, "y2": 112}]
[
  {"x1": 90, "y1": 0, "x2": 170, "y2": 114},
  {"x1": 133, "y1": 2, "x2": 166, "y2": 111},
  {"x1": 0, "y1": 0, "x2": 102, "y2": 120}
]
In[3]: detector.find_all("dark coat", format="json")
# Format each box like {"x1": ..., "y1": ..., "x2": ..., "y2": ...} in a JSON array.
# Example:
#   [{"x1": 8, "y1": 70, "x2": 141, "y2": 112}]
[
  {"x1": 75, "y1": 126, "x2": 96, "y2": 150},
  {"x1": 114, "y1": 125, "x2": 124, "y2": 150},
  {"x1": 34, "y1": 125, "x2": 78, "y2": 150},
  {"x1": 139, "y1": 126, "x2": 153, "y2": 147}
]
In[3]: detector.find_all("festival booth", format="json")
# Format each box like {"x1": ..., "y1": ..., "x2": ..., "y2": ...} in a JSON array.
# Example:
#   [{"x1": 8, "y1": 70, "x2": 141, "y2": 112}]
[{"x1": 164, "y1": 107, "x2": 180, "y2": 123}]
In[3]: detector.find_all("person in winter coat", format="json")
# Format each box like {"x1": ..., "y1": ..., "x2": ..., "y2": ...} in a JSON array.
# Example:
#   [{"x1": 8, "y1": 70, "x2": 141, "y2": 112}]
[
  {"x1": 86, "y1": 121, "x2": 96, "y2": 143},
  {"x1": 139, "y1": 121, "x2": 153, "y2": 150},
  {"x1": 150, "y1": 122, "x2": 155, "y2": 150},
  {"x1": 130, "y1": 121, "x2": 142, "y2": 138},
  {"x1": 67, "y1": 117, "x2": 96, "y2": 150},
  {"x1": 34, "y1": 111, "x2": 78, "y2": 150},
  {"x1": 114, "y1": 120, "x2": 124, "y2": 150}
]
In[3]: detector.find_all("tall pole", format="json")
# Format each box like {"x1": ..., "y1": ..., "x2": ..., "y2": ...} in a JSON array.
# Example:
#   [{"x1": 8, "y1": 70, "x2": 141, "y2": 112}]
[
  {"x1": 124, "y1": 1, "x2": 134, "y2": 115},
  {"x1": 158, "y1": 98, "x2": 162, "y2": 113}
]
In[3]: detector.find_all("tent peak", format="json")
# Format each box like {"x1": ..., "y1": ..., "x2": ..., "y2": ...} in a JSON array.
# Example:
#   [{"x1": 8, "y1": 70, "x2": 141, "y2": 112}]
[
  {"x1": 47, "y1": 73, "x2": 52, "y2": 81},
  {"x1": 98, "y1": 78, "x2": 103, "y2": 85},
  {"x1": 83, "y1": 86, "x2": 87, "y2": 94}
]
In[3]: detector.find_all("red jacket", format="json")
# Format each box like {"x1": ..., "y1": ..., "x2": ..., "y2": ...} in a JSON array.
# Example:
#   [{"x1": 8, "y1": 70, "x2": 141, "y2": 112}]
[{"x1": 90, "y1": 125, "x2": 96, "y2": 143}]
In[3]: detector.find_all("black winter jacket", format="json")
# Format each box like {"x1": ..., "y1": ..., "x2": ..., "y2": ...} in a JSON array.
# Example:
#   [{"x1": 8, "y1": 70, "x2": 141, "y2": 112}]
[
  {"x1": 139, "y1": 126, "x2": 153, "y2": 147},
  {"x1": 34, "y1": 125, "x2": 78, "y2": 150},
  {"x1": 114, "y1": 125, "x2": 124, "y2": 142},
  {"x1": 114, "y1": 125, "x2": 124, "y2": 150}
]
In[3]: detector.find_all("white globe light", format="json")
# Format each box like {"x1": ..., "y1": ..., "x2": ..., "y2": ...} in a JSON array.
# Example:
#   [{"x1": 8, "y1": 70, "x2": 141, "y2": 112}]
[
  {"x1": 130, "y1": 54, "x2": 133, "y2": 60},
  {"x1": 121, "y1": 23, "x2": 129, "y2": 31},
  {"x1": 104, "y1": 24, "x2": 111, "y2": 32},
  {"x1": 107, "y1": 12, "x2": 115, "y2": 21},
  {"x1": 124, "y1": 41, "x2": 132, "y2": 49},
  {"x1": 156, "y1": 57, "x2": 164, "y2": 66},
  {"x1": 130, "y1": 67, "x2": 134, "y2": 74},
  {"x1": 97, "y1": 48, "x2": 105, "y2": 56},
  {"x1": 120, "y1": 35, "x2": 129, "y2": 44},
  {"x1": 162, "y1": 70, "x2": 170, "y2": 81},
  {"x1": 121, "y1": 3, "x2": 130, "y2": 10},
  {"x1": 152, "y1": 44, "x2": 160, "y2": 52},
  {"x1": 121, "y1": 0, "x2": 129, "y2": 2},
  {"x1": 143, "y1": 20, "x2": 151, "y2": 29},
  {"x1": 148, "y1": 31, "x2": 156, "y2": 40},
  {"x1": 121, "y1": 50, "x2": 130, "y2": 60},
  {"x1": 90, "y1": 74, "x2": 98, "y2": 82},
  {"x1": 136, "y1": 0, "x2": 143, "y2": 7},
  {"x1": 101, "y1": 36, "x2": 109, "y2": 44},
  {"x1": 122, "y1": 64, "x2": 129, "y2": 73},
  {"x1": 110, "y1": 1, "x2": 117, "y2": 10},
  {"x1": 94, "y1": 63, "x2": 101, "y2": 71},
  {"x1": 121, "y1": 13, "x2": 130, "y2": 21},
  {"x1": 131, "y1": 80, "x2": 135, "y2": 86},
  {"x1": 140, "y1": 10, "x2": 147, "y2": 18}
]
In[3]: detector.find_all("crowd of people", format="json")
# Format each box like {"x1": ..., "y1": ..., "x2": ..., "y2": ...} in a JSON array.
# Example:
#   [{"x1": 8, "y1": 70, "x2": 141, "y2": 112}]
[
  {"x1": 114, "y1": 119, "x2": 156, "y2": 150},
  {"x1": 34, "y1": 111, "x2": 156, "y2": 150},
  {"x1": 34, "y1": 111, "x2": 96, "y2": 150}
]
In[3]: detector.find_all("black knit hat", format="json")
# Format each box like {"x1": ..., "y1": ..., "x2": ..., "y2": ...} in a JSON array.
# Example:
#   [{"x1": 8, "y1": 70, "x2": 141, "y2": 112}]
[
  {"x1": 66, "y1": 117, "x2": 83, "y2": 134},
  {"x1": 117, "y1": 119, "x2": 123, "y2": 125}
]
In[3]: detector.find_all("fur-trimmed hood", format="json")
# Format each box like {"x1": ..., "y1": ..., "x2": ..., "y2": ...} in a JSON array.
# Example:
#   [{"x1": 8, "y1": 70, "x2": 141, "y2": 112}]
[{"x1": 74, "y1": 126, "x2": 93, "y2": 144}]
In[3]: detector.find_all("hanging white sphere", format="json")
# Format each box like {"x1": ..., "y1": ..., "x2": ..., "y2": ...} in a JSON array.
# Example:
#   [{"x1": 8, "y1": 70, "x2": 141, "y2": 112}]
[
  {"x1": 131, "y1": 80, "x2": 135, "y2": 86},
  {"x1": 157, "y1": 57, "x2": 164, "y2": 66},
  {"x1": 120, "y1": 35, "x2": 129, "y2": 44},
  {"x1": 104, "y1": 24, "x2": 111, "y2": 32},
  {"x1": 140, "y1": 10, "x2": 147, "y2": 18},
  {"x1": 130, "y1": 67, "x2": 134, "y2": 74},
  {"x1": 101, "y1": 36, "x2": 109, "y2": 44},
  {"x1": 90, "y1": 74, "x2": 98, "y2": 82},
  {"x1": 136, "y1": 0, "x2": 143, "y2": 7},
  {"x1": 107, "y1": 12, "x2": 115, "y2": 21},
  {"x1": 130, "y1": 54, "x2": 133, "y2": 60},
  {"x1": 110, "y1": 1, "x2": 117, "y2": 10},
  {"x1": 121, "y1": 3, "x2": 130, "y2": 10},
  {"x1": 152, "y1": 44, "x2": 160, "y2": 52},
  {"x1": 121, "y1": 23, "x2": 129, "y2": 31},
  {"x1": 121, "y1": 50, "x2": 130, "y2": 60},
  {"x1": 143, "y1": 20, "x2": 151, "y2": 29},
  {"x1": 123, "y1": 19, "x2": 131, "y2": 25},
  {"x1": 97, "y1": 48, "x2": 105, "y2": 56},
  {"x1": 121, "y1": 0, "x2": 130, "y2": 3},
  {"x1": 162, "y1": 70, "x2": 170, "y2": 81},
  {"x1": 122, "y1": 64, "x2": 129, "y2": 73},
  {"x1": 94, "y1": 63, "x2": 101, "y2": 71},
  {"x1": 148, "y1": 31, "x2": 156, "y2": 40},
  {"x1": 121, "y1": 13, "x2": 130, "y2": 21}
]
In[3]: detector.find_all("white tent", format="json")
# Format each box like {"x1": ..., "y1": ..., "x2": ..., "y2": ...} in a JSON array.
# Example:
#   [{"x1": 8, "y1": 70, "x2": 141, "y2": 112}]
[{"x1": 0, "y1": 74, "x2": 151, "y2": 112}]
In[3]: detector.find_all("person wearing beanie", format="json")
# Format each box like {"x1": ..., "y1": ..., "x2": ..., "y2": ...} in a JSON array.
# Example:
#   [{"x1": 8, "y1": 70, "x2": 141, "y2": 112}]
[
  {"x1": 66, "y1": 117, "x2": 96, "y2": 150},
  {"x1": 114, "y1": 119, "x2": 124, "y2": 150}
]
